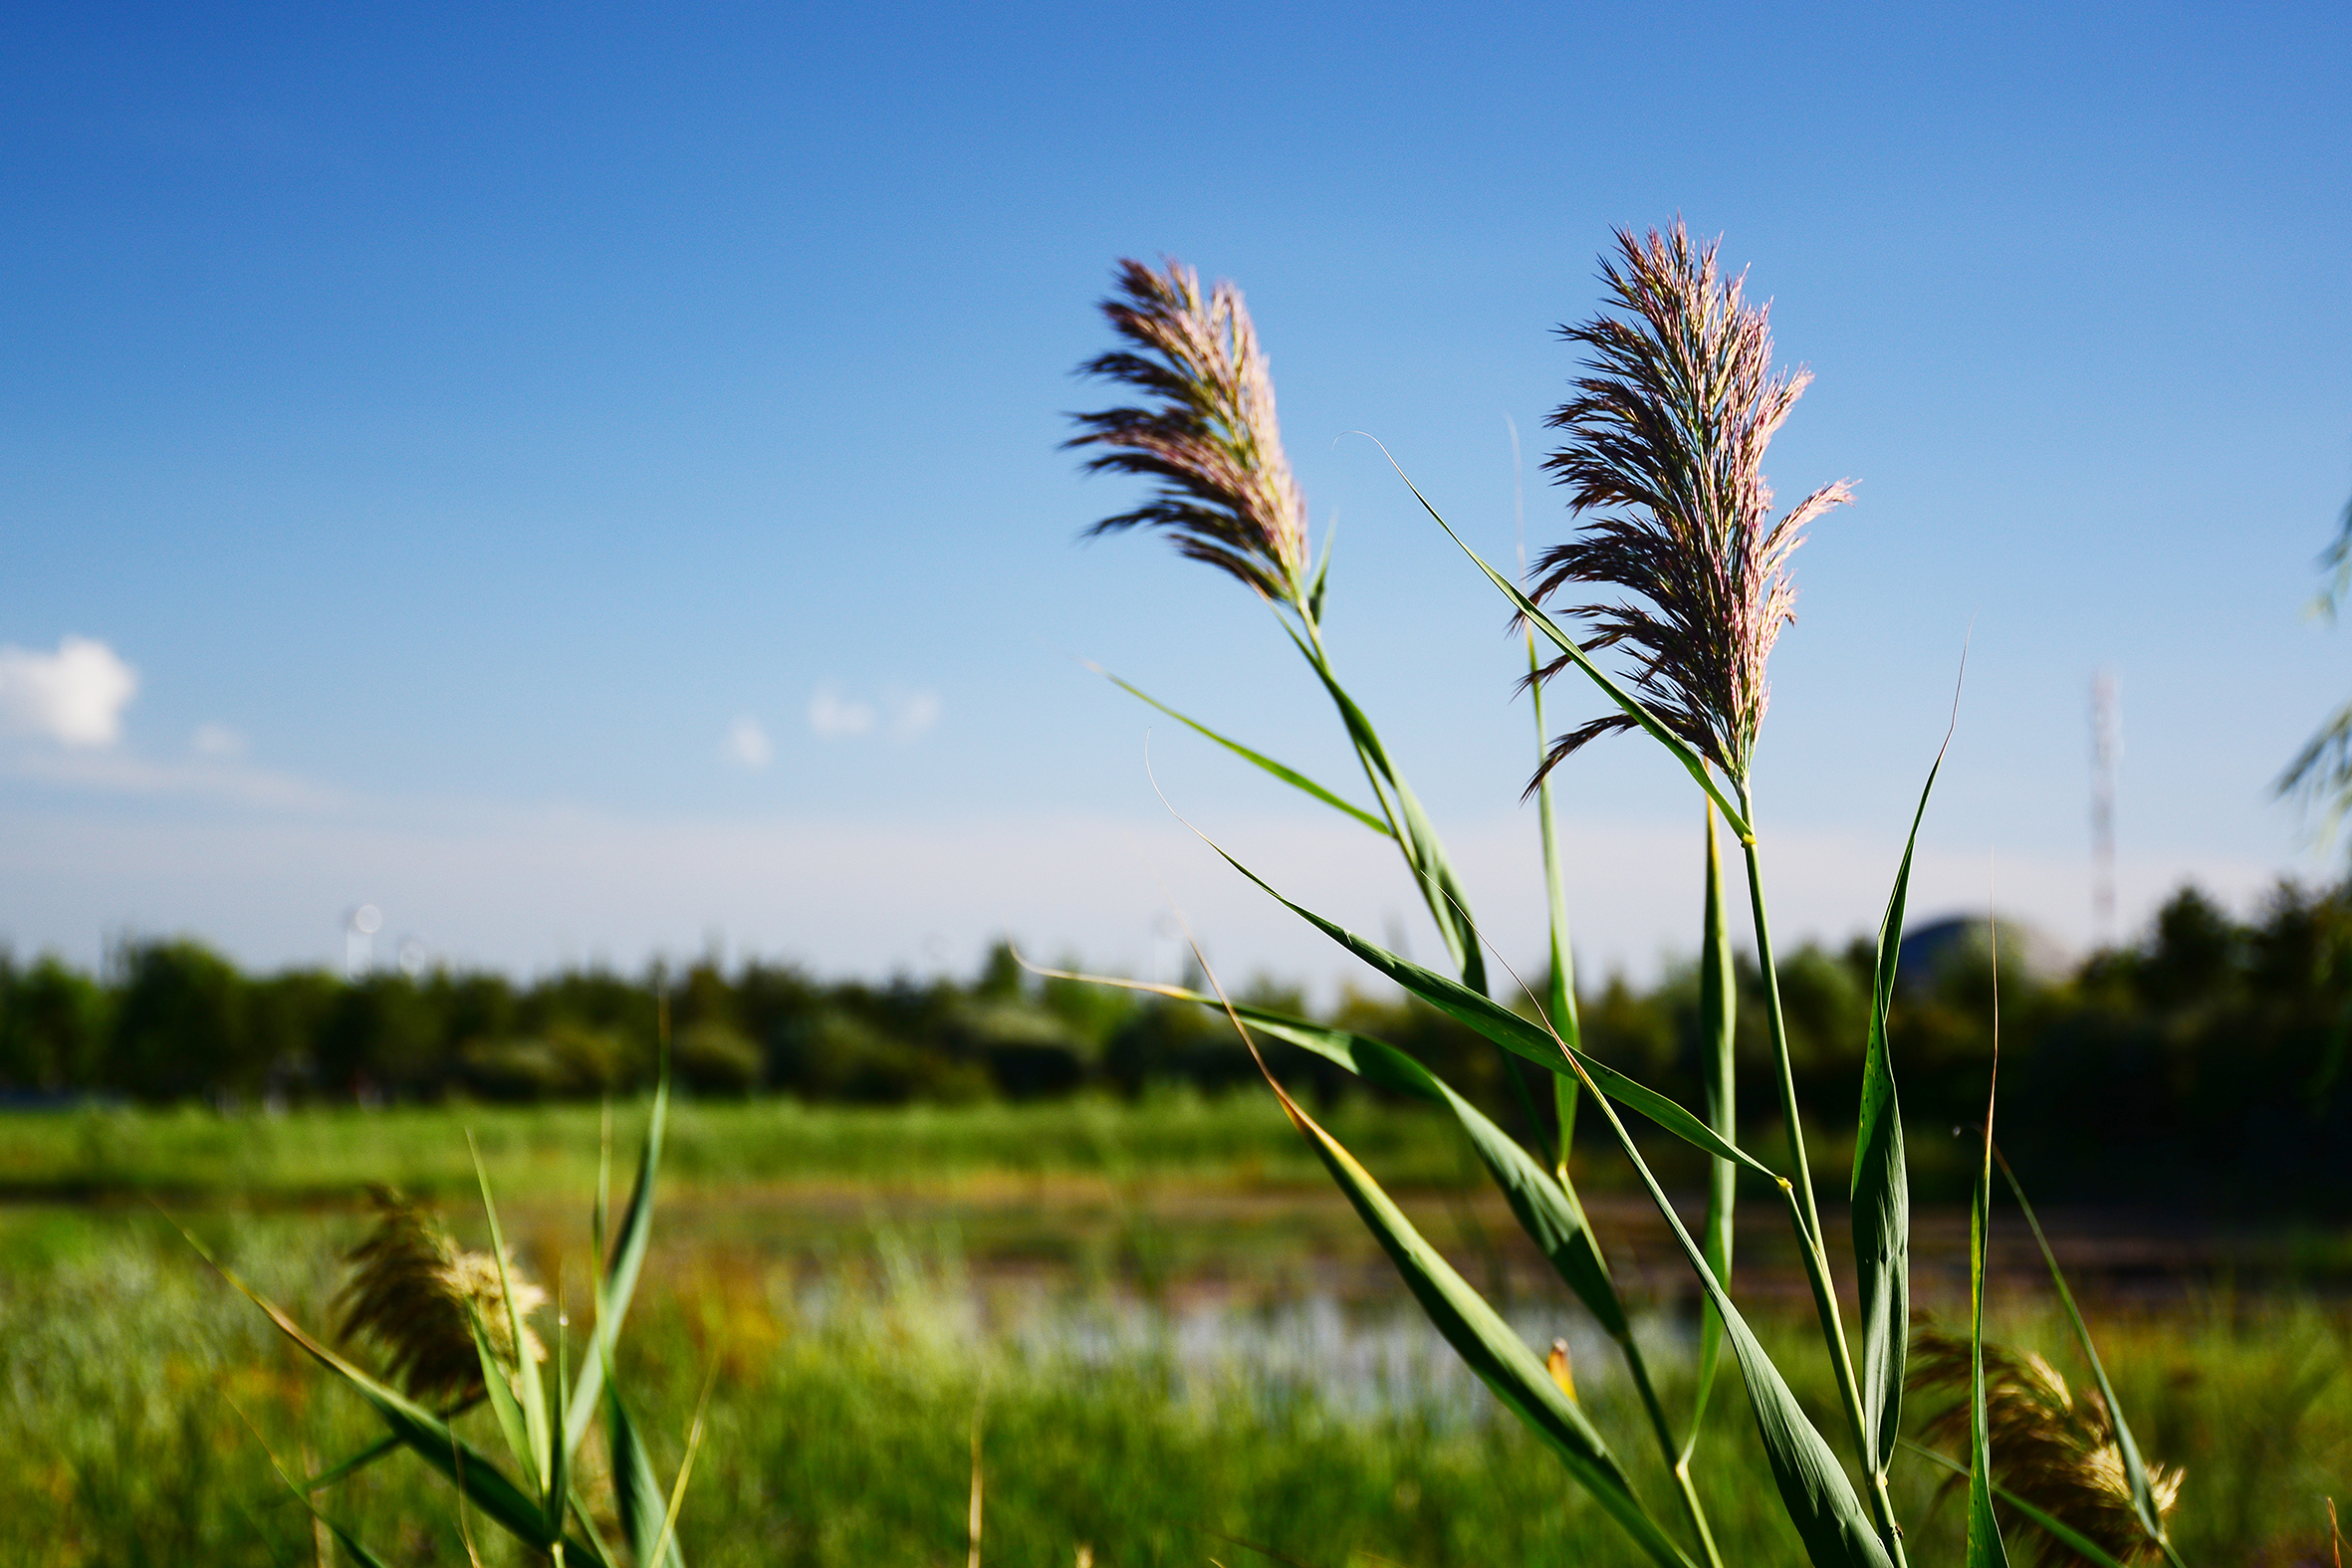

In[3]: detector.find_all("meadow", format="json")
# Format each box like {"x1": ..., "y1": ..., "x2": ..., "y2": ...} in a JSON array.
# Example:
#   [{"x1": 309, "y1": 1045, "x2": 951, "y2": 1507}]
[{"x1": 3, "y1": 1097, "x2": 2345, "y2": 1565}]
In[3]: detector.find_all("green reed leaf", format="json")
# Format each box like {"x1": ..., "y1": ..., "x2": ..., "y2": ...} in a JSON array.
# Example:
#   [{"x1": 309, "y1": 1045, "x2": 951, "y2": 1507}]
[
  {"x1": 565, "y1": 1062, "x2": 672, "y2": 1462},
  {"x1": 1529, "y1": 625, "x2": 1581, "y2": 1170},
  {"x1": 606, "y1": 1366, "x2": 683, "y2": 1568},
  {"x1": 1194, "y1": 830, "x2": 1778, "y2": 1180},
  {"x1": 468, "y1": 1134, "x2": 552, "y2": 1494},
  {"x1": 1993, "y1": 1150, "x2": 2172, "y2": 1553},
  {"x1": 1089, "y1": 663, "x2": 1390, "y2": 834},
  {"x1": 1852, "y1": 738, "x2": 1945, "y2": 1479},
  {"x1": 242, "y1": 1418, "x2": 399, "y2": 1568},
  {"x1": 1691, "y1": 809, "x2": 1737, "y2": 1455},
  {"x1": 1556, "y1": 1058, "x2": 1893, "y2": 1568},
  {"x1": 467, "y1": 1306, "x2": 537, "y2": 1482},
  {"x1": 1052, "y1": 970, "x2": 1632, "y2": 1339},
  {"x1": 1281, "y1": 628, "x2": 1487, "y2": 997},
  {"x1": 1257, "y1": 1069, "x2": 1693, "y2": 1568},
  {"x1": 1305, "y1": 521, "x2": 1335, "y2": 628},
  {"x1": 548, "y1": 1296, "x2": 572, "y2": 1543},
  {"x1": 1969, "y1": 1084, "x2": 2010, "y2": 1567}
]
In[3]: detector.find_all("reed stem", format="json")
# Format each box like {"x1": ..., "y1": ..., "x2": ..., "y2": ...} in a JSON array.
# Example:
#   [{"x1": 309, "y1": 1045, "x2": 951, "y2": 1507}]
[{"x1": 1744, "y1": 785, "x2": 1907, "y2": 1561}]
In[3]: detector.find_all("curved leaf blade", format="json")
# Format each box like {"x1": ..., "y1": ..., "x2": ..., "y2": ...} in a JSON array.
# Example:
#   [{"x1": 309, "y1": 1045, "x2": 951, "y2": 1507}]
[
  {"x1": 1100, "y1": 979, "x2": 1630, "y2": 1339},
  {"x1": 1563, "y1": 1091, "x2": 1894, "y2": 1568},
  {"x1": 1259, "y1": 1071, "x2": 1691, "y2": 1568},
  {"x1": 1282, "y1": 630, "x2": 1486, "y2": 996},
  {"x1": 1089, "y1": 663, "x2": 1390, "y2": 834},
  {"x1": 1194, "y1": 830, "x2": 1778, "y2": 1180},
  {"x1": 1852, "y1": 741, "x2": 1945, "y2": 1476},
  {"x1": 1994, "y1": 1150, "x2": 2168, "y2": 1549},
  {"x1": 565, "y1": 1066, "x2": 671, "y2": 1461},
  {"x1": 1969, "y1": 1012, "x2": 2011, "y2": 1568}
]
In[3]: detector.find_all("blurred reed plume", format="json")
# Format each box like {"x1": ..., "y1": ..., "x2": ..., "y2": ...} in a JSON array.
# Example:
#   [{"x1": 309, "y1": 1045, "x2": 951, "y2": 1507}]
[
  {"x1": 1066, "y1": 257, "x2": 1311, "y2": 607},
  {"x1": 1911, "y1": 1325, "x2": 2184, "y2": 1567},
  {"x1": 335, "y1": 1185, "x2": 546, "y2": 1403},
  {"x1": 1529, "y1": 220, "x2": 1851, "y2": 789}
]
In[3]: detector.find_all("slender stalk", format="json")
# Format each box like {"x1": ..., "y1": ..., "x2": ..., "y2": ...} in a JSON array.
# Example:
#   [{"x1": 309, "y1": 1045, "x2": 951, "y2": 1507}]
[
  {"x1": 1530, "y1": 626, "x2": 1581, "y2": 1166},
  {"x1": 1779, "y1": 1182, "x2": 1905, "y2": 1563},
  {"x1": 1619, "y1": 1331, "x2": 1727, "y2": 1568},
  {"x1": 1743, "y1": 784, "x2": 1907, "y2": 1562}
]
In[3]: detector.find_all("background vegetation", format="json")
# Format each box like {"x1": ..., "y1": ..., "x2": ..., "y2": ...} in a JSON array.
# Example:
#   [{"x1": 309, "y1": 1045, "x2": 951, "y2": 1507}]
[
  {"x1": 7, "y1": 879, "x2": 2350, "y2": 1209},
  {"x1": 3, "y1": 1204, "x2": 2343, "y2": 1567}
]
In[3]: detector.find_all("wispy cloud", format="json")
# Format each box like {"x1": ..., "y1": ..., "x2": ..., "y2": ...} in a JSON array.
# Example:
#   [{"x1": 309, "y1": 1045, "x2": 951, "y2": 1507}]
[
  {"x1": 0, "y1": 636, "x2": 137, "y2": 747},
  {"x1": 192, "y1": 723, "x2": 247, "y2": 759},
  {"x1": 886, "y1": 687, "x2": 942, "y2": 741},
  {"x1": 808, "y1": 685, "x2": 939, "y2": 742},
  {"x1": 808, "y1": 687, "x2": 876, "y2": 739},
  {"x1": 724, "y1": 716, "x2": 773, "y2": 770}
]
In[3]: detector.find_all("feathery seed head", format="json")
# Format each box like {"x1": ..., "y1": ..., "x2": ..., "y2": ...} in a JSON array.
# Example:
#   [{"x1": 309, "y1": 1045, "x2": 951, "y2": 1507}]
[
  {"x1": 1529, "y1": 221, "x2": 1850, "y2": 789},
  {"x1": 335, "y1": 1186, "x2": 547, "y2": 1404},
  {"x1": 1910, "y1": 1326, "x2": 2184, "y2": 1568},
  {"x1": 1066, "y1": 257, "x2": 1310, "y2": 608}
]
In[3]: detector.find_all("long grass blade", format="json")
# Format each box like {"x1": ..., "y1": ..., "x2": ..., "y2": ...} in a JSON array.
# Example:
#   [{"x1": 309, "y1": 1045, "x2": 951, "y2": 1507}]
[
  {"x1": 467, "y1": 1308, "x2": 537, "y2": 1480},
  {"x1": 1968, "y1": 924, "x2": 2011, "y2": 1568},
  {"x1": 1992, "y1": 1148, "x2": 2172, "y2": 1553},
  {"x1": 1853, "y1": 738, "x2": 1947, "y2": 1482},
  {"x1": 232, "y1": 1403, "x2": 399, "y2": 1568},
  {"x1": 1256, "y1": 1065, "x2": 1692, "y2": 1567},
  {"x1": 1529, "y1": 625, "x2": 1581, "y2": 1169},
  {"x1": 651, "y1": 1359, "x2": 719, "y2": 1568},
  {"x1": 1689, "y1": 807, "x2": 1737, "y2": 1454},
  {"x1": 1089, "y1": 664, "x2": 1389, "y2": 834},
  {"x1": 548, "y1": 1288, "x2": 571, "y2": 1543},
  {"x1": 1186, "y1": 827, "x2": 1777, "y2": 1179},
  {"x1": 1035, "y1": 964, "x2": 1633, "y2": 1338},
  {"x1": 1281, "y1": 625, "x2": 1487, "y2": 997},
  {"x1": 565, "y1": 1060, "x2": 672, "y2": 1461},
  {"x1": 467, "y1": 1133, "x2": 552, "y2": 1494},
  {"x1": 1351, "y1": 438, "x2": 1752, "y2": 840},
  {"x1": 605, "y1": 1371, "x2": 680, "y2": 1568},
  {"x1": 1550, "y1": 1043, "x2": 1894, "y2": 1568}
]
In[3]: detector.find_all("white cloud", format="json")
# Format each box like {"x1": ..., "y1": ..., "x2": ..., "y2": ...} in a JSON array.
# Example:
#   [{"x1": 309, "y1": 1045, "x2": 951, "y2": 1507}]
[
  {"x1": 807, "y1": 685, "x2": 938, "y2": 742},
  {"x1": 192, "y1": 723, "x2": 247, "y2": 759},
  {"x1": 725, "y1": 716, "x2": 773, "y2": 770},
  {"x1": 0, "y1": 635, "x2": 137, "y2": 748},
  {"x1": 808, "y1": 687, "x2": 875, "y2": 739},
  {"x1": 886, "y1": 687, "x2": 941, "y2": 741}
]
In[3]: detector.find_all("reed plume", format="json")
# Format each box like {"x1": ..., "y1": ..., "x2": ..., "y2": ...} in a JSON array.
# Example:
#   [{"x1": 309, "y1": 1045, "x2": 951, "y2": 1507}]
[
  {"x1": 1528, "y1": 221, "x2": 1850, "y2": 790},
  {"x1": 1066, "y1": 257, "x2": 1310, "y2": 608},
  {"x1": 334, "y1": 1186, "x2": 547, "y2": 1404},
  {"x1": 1911, "y1": 1325, "x2": 2184, "y2": 1567}
]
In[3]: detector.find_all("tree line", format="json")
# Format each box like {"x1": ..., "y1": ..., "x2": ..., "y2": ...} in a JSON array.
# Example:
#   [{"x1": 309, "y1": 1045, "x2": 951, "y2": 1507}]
[{"x1": 4, "y1": 880, "x2": 2347, "y2": 1205}]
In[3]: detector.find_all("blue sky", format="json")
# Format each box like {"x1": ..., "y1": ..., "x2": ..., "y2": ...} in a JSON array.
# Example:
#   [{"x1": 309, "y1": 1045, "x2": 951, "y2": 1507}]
[{"x1": 1, "y1": 2, "x2": 2347, "y2": 990}]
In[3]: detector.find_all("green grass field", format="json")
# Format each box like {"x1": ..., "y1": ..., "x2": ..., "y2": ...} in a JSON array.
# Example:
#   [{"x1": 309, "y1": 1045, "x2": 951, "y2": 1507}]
[
  {"x1": 2, "y1": 1099, "x2": 2346, "y2": 1565},
  {"x1": 0, "y1": 1092, "x2": 1473, "y2": 1202}
]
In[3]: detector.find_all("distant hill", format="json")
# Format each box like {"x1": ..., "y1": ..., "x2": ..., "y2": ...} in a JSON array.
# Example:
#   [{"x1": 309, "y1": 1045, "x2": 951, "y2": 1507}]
[{"x1": 1894, "y1": 915, "x2": 2073, "y2": 992}]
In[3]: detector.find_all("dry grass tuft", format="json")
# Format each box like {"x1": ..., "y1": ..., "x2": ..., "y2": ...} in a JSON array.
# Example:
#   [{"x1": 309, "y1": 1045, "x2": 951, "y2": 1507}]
[
  {"x1": 333, "y1": 1186, "x2": 547, "y2": 1404},
  {"x1": 1529, "y1": 219, "x2": 1849, "y2": 790},
  {"x1": 1911, "y1": 1325, "x2": 2184, "y2": 1567},
  {"x1": 1066, "y1": 257, "x2": 1310, "y2": 607}
]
